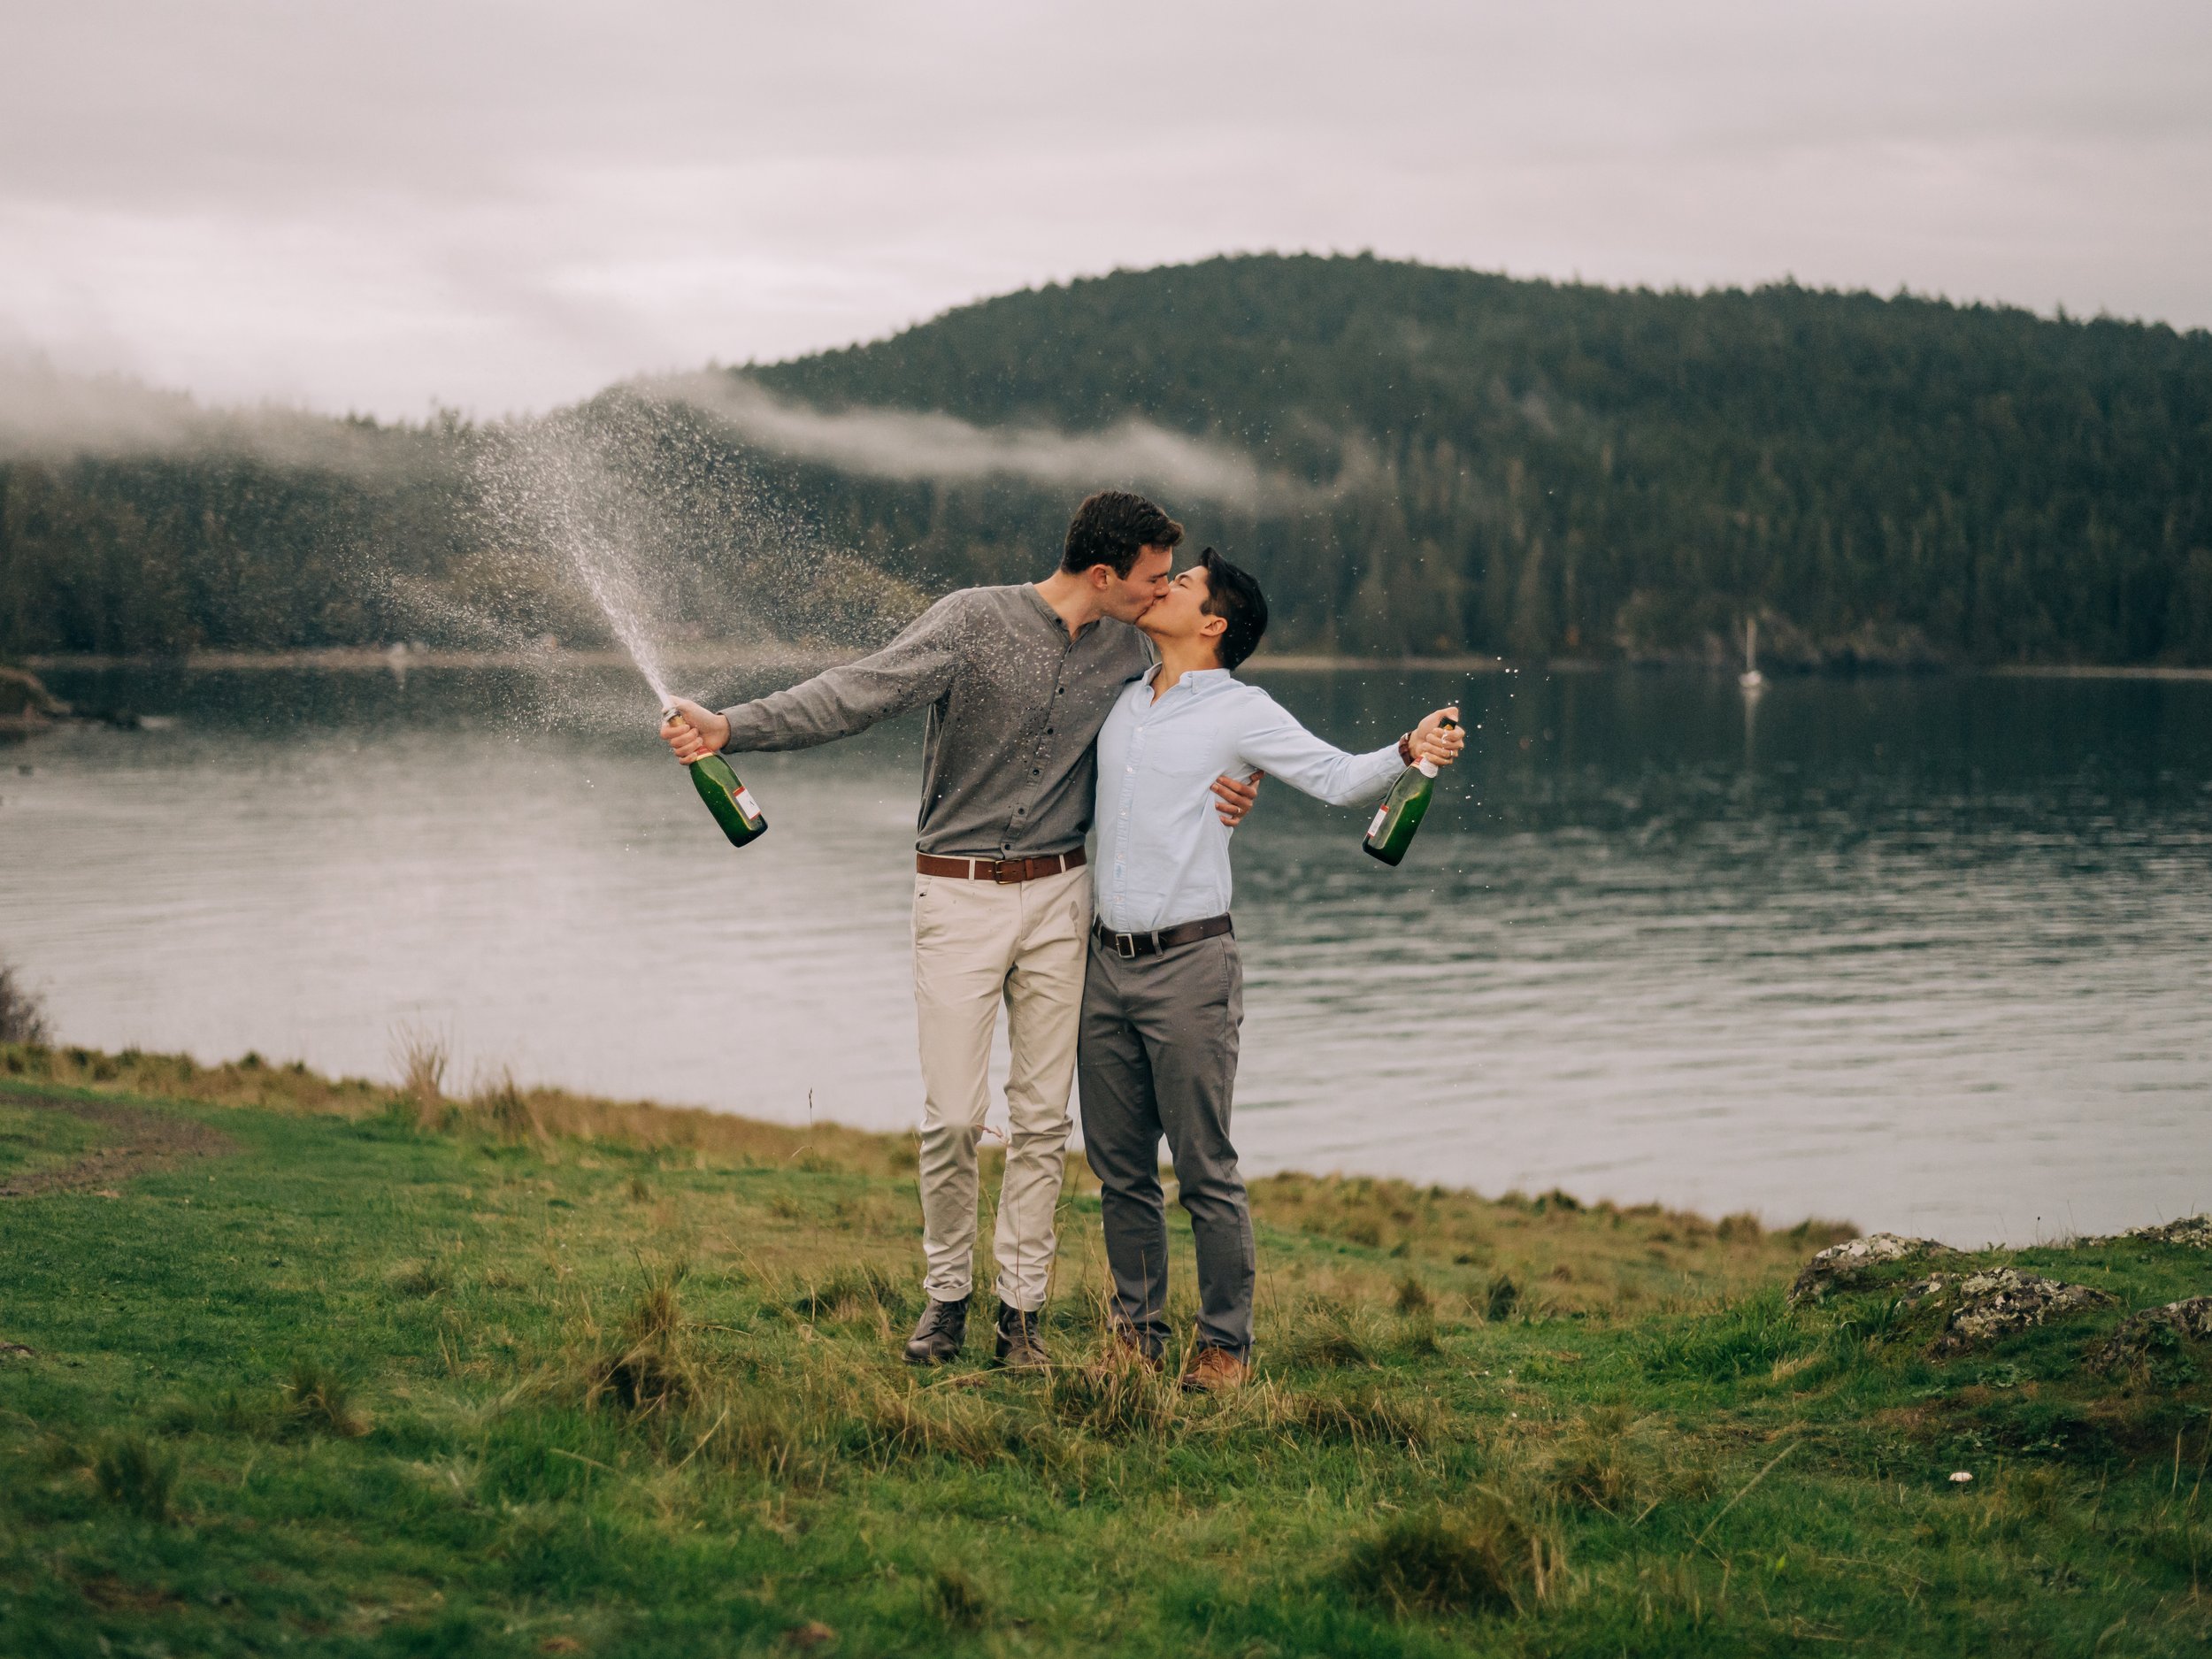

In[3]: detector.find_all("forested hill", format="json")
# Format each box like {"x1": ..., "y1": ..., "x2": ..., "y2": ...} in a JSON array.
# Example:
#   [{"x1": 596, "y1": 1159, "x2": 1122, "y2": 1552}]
[
  {"x1": 758, "y1": 256, "x2": 2212, "y2": 666},
  {"x1": 4, "y1": 253, "x2": 2210, "y2": 666}
]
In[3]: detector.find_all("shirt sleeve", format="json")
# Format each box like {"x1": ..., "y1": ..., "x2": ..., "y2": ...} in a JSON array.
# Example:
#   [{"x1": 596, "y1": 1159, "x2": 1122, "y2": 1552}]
[
  {"x1": 1232, "y1": 690, "x2": 1406, "y2": 807},
  {"x1": 718, "y1": 592, "x2": 965, "y2": 753}
]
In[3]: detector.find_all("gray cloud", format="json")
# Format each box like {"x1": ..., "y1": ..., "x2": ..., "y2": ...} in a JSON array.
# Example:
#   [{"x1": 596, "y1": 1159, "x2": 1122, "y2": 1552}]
[
  {"x1": 0, "y1": 349, "x2": 1306, "y2": 511},
  {"x1": 3, "y1": 1, "x2": 2207, "y2": 419},
  {"x1": 649, "y1": 374, "x2": 1294, "y2": 510},
  {"x1": 0, "y1": 355, "x2": 425, "y2": 478}
]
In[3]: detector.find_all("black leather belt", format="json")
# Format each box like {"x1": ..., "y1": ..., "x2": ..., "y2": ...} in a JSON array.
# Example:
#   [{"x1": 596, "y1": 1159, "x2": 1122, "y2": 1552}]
[{"x1": 1092, "y1": 914, "x2": 1233, "y2": 960}]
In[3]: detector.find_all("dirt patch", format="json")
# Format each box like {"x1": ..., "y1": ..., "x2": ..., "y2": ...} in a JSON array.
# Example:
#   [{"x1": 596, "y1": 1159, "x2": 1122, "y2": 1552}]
[
  {"x1": 78, "y1": 1574, "x2": 186, "y2": 1615},
  {"x1": 0, "y1": 1085, "x2": 234, "y2": 1197}
]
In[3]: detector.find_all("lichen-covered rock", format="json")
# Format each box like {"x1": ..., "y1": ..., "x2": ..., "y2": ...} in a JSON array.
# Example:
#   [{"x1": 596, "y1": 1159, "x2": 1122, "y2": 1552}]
[
  {"x1": 2121, "y1": 1216, "x2": 2212, "y2": 1250},
  {"x1": 1788, "y1": 1233, "x2": 1962, "y2": 1306},
  {"x1": 2093, "y1": 1296, "x2": 2212, "y2": 1371},
  {"x1": 1927, "y1": 1268, "x2": 2116, "y2": 1356},
  {"x1": 2075, "y1": 1214, "x2": 2212, "y2": 1249}
]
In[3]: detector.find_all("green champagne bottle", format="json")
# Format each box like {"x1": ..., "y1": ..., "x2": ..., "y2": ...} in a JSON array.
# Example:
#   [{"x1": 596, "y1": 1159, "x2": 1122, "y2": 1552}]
[
  {"x1": 666, "y1": 709, "x2": 767, "y2": 849},
  {"x1": 1363, "y1": 716, "x2": 1456, "y2": 867}
]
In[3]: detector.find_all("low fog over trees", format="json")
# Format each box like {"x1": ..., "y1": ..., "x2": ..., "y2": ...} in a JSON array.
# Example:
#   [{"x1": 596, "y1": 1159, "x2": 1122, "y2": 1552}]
[{"x1": 6, "y1": 255, "x2": 2209, "y2": 667}]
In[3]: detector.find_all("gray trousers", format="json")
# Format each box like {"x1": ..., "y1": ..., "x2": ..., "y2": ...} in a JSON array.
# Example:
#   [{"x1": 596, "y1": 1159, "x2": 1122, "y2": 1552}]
[{"x1": 1077, "y1": 930, "x2": 1255, "y2": 1357}]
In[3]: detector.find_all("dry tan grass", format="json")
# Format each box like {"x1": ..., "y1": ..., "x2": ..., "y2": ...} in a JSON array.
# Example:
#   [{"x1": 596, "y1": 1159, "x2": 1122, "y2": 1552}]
[
  {"x1": 3, "y1": 1042, "x2": 915, "y2": 1178},
  {"x1": 2, "y1": 1041, "x2": 1848, "y2": 1319},
  {"x1": 1247, "y1": 1170, "x2": 1852, "y2": 1317},
  {"x1": 391, "y1": 1024, "x2": 449, "y2": 1123}
]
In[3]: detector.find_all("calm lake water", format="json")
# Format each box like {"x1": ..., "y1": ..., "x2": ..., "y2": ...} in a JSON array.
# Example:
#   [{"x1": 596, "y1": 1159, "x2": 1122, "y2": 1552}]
[{"x1": 6, "y1": 664, "x2": 2208, "y2": 1243}]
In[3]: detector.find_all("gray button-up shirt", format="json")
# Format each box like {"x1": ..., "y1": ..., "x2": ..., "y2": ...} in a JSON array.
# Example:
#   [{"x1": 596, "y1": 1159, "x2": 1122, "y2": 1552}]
[{"x1": 718, "y1": 584, "x2": 1154, "y2": 858}]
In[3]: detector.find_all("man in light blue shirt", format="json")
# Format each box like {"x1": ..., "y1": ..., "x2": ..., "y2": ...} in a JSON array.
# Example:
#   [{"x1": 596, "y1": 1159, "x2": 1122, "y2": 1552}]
[{"x1": 1079, "y1": 548, "x2": 1463, "y2": 1389}]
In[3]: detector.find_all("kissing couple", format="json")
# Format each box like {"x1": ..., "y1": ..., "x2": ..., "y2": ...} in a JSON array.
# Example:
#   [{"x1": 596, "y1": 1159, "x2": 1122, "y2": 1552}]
[{"x1": 662, "y1": 491, "x2": 1462, "y2": 1389}]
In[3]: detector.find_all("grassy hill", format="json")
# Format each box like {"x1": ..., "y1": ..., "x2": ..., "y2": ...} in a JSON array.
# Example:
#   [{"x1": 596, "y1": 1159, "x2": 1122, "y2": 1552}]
[
  {"x1": 5, "y1": 255, "x2": 2212, "y2": 669},
  {"x1": 3, "y1": 1043, "x2": 2208, "y2": 1655}
]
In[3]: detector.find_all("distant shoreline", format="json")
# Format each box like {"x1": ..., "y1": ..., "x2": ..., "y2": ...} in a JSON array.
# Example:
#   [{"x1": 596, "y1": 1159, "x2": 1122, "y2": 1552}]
[
  {"x1": 15, "y1": 645, "x2": 1520, "y2": 675},
  {"x1": 14, "y1": 646, "x2": 2212, "y2": 682},
  {"x1": 1982, "y1": 663, "x2": 2212, "y2": 681}
]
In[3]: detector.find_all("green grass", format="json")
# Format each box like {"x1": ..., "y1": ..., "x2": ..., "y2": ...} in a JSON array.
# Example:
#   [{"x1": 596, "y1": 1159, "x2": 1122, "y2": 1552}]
[
  {"x1": 0, "y1": 1096, "x2": 106, "y2": 1181},
  {"x1": 0, "y1": 1042, "x2": 2207, "y2": 1656}
]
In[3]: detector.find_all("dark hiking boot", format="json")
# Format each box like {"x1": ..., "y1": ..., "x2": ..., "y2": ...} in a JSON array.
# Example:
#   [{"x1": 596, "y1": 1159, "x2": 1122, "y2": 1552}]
[
  {"x1": 993, "y1": 1302, "x2": 1049, "y2": 1371},
  {"x1": 903, "y1": 1294, "x2": 970, "y2": 1365}
]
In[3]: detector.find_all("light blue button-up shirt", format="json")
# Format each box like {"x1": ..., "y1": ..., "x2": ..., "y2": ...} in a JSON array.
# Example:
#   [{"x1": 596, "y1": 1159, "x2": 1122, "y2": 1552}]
[{"x1": 1093, "y1": 666, "x2": 1406, "y2": 933}]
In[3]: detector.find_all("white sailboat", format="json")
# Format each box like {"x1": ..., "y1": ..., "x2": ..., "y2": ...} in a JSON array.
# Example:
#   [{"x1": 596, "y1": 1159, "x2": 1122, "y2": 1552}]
[{"x1": 1739, "y1": 617, "x2": 1765, "y2": 693}]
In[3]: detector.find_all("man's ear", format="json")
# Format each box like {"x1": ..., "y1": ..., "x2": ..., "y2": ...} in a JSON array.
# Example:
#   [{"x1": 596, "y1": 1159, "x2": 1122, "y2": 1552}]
[
  {"x1": 1087, "y1": 565, "x2": 1114, "y2": 591},
  {"x1": 1197, "y1": 612, "x2": 1227, "y2": 642}
]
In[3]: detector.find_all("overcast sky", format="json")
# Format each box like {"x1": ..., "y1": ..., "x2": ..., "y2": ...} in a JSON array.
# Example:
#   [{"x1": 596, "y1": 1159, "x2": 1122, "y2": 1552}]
[{"x1": 4, "y1": 0, "x2": 2207, "y2": 422}]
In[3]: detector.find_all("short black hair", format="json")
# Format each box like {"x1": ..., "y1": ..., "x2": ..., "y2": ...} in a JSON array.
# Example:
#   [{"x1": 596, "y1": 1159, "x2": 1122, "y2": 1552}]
[
  {"x1": 1197, "y1": 546, "x2": 1268, "y2": 671},
  {"x1": 1061, "y1": 490, "x2": 1184, "y2": 577}
]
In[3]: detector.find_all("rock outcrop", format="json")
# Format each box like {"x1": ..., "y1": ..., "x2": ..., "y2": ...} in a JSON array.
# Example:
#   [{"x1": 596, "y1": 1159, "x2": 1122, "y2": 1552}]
[
  {"x1": 1926, "y1": 1268, "x2": 2117, "y2": 1356},
  {"x1": 2094, "y1": 1297, "x2": 2212, "y2": 1371},
  {"x1": 2117, "y1": 1216, "x2": 2212, "y2": 1250},
  {"x1": 2075, "y1": 1214, "x2": 2212, "y2": 1250},
  {"x1": 1788, "y1": 1233, "x2": 1962, "y2": 1307}
]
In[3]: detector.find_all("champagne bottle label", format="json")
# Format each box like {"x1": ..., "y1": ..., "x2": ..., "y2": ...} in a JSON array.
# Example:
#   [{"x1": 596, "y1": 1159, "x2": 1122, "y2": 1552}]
[
  {"x1": 1367, "y1": 806, "x2": 1388, "y2": 838},
  {"x1": 682, "y1": 745, "x2": 768, "y2": 849}
]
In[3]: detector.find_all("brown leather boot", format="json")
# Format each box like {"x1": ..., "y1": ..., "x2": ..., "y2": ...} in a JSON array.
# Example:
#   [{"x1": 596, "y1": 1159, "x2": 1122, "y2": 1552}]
[
  {"x1": 1085, "y1": 1326, "x2": 1164, "y2": 1383},
  {"x1": 1179, "y1": 1345, "x2": 1251, "y2": 1393}
]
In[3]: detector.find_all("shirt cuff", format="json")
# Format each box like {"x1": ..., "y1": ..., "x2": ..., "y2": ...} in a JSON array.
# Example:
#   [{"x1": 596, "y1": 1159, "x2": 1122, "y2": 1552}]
[{"x1": 1397, "y1": 733, "x2": 1416, "y2": 766}]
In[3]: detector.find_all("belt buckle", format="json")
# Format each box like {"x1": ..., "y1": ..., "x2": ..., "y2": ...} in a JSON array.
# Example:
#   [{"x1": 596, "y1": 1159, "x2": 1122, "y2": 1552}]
[
  {"x1": 992, "y1": 858, "x2": 1020, "y2": 885},
  {"x1": 1113, "y1": 931, "x2": 1137, "y2": 959}
]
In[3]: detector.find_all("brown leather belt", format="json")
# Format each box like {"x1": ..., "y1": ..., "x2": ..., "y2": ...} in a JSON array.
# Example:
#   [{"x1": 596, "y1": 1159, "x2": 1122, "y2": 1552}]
[
  {"x1": 916, "y1": 849, "x2": 1087, "y2": 884},
  {"x1": 1092, "y1": 913, "x2": 1233, "y2": 959}
]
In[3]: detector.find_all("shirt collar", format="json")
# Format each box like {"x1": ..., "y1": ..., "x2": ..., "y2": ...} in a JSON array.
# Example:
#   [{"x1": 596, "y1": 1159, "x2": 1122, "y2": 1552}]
[
  {"x1": 1141, "y1": 664, "x2": 1233, "y2": 697},
  {"x1": 1022, "y1": 582, "x2": 1094, "y2": 641}
]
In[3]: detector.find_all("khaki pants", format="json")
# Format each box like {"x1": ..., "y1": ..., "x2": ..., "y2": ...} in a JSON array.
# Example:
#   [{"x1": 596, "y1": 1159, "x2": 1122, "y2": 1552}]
[{"x1": 912, "y1": 864, "x2": 1090, "y2": 1310}]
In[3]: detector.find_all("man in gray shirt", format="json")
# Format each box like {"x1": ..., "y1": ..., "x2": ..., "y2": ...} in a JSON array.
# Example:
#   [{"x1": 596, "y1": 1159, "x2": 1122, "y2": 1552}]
[{"x1": 660, "y1": 492, "x2": 1256, "y2": 1367}]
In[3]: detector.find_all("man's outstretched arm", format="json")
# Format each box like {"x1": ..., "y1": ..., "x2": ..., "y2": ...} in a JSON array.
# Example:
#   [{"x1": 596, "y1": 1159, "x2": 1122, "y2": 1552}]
[
  {"x1": 1235, "y1": 700, "x2": 1463, "y2": 805},
  {"x1": 661, "y1": 595, "x2": 965, "y2": 761}
]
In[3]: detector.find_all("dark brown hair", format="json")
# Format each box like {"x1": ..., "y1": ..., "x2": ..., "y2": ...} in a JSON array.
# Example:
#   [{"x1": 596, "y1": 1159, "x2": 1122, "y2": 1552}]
[
  {"x1": 1061, "y1": 490, "x2": 1184, "y2": 577},
  {"x1": 1197, "y1": 546, "x2": 1268, "y2": 671}
]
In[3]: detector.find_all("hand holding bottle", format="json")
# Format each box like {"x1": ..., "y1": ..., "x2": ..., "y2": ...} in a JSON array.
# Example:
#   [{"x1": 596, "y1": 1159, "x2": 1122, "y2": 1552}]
[
  {"x1": 657, "y1": 700, "x2": 767, "y2": 849},
  {"x1": 1363, "y1": 707, "x2": 1463, "y2": 867},
  {"x1": 1408, "y1": 705, "x2": 1464, "y2": 768},
  {"x1": 659, "y1": 698, "x2": 731, "y2": 764}
]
